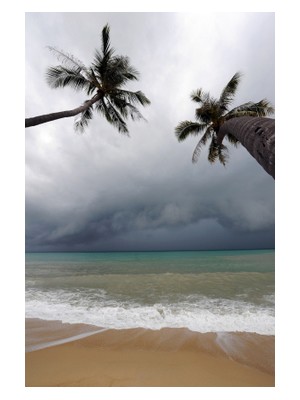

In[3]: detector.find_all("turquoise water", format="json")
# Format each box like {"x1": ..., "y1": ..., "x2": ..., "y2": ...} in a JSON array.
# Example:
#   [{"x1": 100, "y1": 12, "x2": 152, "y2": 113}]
[{"x1": 25, "y1": 250, "x2": 275, "y2": 334}]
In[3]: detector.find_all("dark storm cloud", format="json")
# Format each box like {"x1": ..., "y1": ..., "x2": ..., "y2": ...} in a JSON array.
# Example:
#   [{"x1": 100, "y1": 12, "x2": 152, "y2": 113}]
[{"x1": 25, "y1": 12, "x2": 275, "y2": 251}]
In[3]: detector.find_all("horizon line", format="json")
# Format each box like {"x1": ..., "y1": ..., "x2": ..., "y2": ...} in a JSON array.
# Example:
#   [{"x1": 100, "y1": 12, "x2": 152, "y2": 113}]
[{"x1": 25, "y1": 248, "x2": 275, "y2": 254}]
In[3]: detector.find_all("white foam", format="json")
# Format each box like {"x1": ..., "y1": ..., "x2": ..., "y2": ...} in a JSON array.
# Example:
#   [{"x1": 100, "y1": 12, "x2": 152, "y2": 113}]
[
  {"x1": 26, "y1": 328, "x2": 108, "y2": 352},
  {"x1": 25, "y1": 289, "x2": 275, "y2": 335}
]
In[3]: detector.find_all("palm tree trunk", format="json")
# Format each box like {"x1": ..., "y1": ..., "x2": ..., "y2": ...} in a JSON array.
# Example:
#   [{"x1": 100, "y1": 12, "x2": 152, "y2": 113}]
[
  {"x1": 25, "y1": 93, "x2": 102, "y2": 128},
  {"x1": 217, "y1": 116, "x2": 275, "y2": 179}
]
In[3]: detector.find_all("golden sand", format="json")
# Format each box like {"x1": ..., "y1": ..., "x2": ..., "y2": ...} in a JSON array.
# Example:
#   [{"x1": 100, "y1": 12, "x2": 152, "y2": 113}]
[{"x1": 25, "y1": 319, "x2": 274, "y2": 387}]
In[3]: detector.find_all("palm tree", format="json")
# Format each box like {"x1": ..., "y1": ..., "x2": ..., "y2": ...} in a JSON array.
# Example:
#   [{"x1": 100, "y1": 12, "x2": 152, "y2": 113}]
[
  {"x1": 25, "y1": 24, "x2": 150, "y2": 134},
  {"x1": 175, "y1": 72, "x2": 275, "y2": 178}
]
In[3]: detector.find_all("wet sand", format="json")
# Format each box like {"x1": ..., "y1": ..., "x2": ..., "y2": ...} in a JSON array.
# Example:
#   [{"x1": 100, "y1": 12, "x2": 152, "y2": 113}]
[{"x1": 25, "y1": 318, "x2": 275, "y2": 387}]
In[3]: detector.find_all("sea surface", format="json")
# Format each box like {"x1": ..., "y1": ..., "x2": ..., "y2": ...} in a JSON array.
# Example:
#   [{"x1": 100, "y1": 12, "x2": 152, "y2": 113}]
[{"x1": 25, "y1": 250, "x2": 275, "y2": 335}]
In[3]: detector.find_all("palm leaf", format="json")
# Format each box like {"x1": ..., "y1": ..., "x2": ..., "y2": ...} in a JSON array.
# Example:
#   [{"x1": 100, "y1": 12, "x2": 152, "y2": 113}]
[
  {"x1": 218, "y1": 143, "x2": 229, "y2": 166},
  {"x1": 116, "y1": 89, "x2": 151, "y2": 106},
  {"x1": 195, "y1": 98, "x2": 219, "y2": 124},
  {"x1": 126, "y1": 104, "x2": 145, "y2": 121},
  {"x1": 109, "y1": 96, "x2": 127, "y2": 116},
  {"x1": 105, "y1": 100, "x2": 129, "y2": 134},
  {"x1": 207, "y1": 135, "x2": 229, "y2": 165},
  {"x1": 191, "y1": 89, "x2": 211, "y2": 104},
  {"x1": 120, "y1": 102, "x2": 145, "y2": 121},
  {"x1": 98, "y1": 56, "x2": 140, "y2": 88},
  {"x1": 47, "y1": 46, "x2": 88, "y2": 72},
  {"x1": 191, "y1": 89, "x2": 204, "y2": 103},
  {"x1": 92, "y1": 50, "x2": 105, "y2": 80},
  {"x1": 92, "y1": 49, "x2": 113, "y2": 82},
  {"x1": 85, "y1": 69, "x2": 99, "y2": 95},
  {"x1": 207, "y1": 135, "x2": 219, "y2": 164},
  {"x1": 96, "y1": 98, "x2": 129, "y2": 134},
  {"x1": 253, "y1": 99, "x2": 275, "y2": 115},
  {"x1": 74, "y1": 102, "x2": 94, "y2": 133},
  {"x1": 112, "y1": 56, "x2": 140, "y2": 82},
  {"x1": 175, "y1": 121, "x2": 206, "y2": 142},
  {"x1": 109, "y1": 96, "x2": 144, "y2": 121},
  {"x1": 192, "y1": 127, "x2": 213, "y2": 163},
  {"x1": 225, "y1": 99, "x2": 275, "y2": 120},
  {"x1": 219, "y1": 72, "x2": 242, "y2": 111},
  {"x1": 101, "y1": 24, "x2": 113, "y2": 56},
  {"x1": 91, "y1": 24, "x2": 115, "y2": 82},
  {"x1": 225, "y1": 133, "x2": 240, "y2": 146},
  {"x1": 46, "y1": 66, "x2": 89, "y2": 91}
]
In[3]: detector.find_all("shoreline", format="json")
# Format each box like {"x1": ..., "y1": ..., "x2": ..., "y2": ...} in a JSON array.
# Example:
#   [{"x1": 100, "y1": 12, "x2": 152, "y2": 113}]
[{"x1": 25, "y1": 318, "x2": 275, "y2": 387}]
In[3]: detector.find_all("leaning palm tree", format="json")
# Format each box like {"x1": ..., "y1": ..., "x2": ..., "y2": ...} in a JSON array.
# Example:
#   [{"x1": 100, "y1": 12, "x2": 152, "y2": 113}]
[
  {"x1": 25, "y1": 24, "x2": 150, "y2": 134},
  {"x1": 175, "y1": 72, "x2": 275, "y2": 178}
]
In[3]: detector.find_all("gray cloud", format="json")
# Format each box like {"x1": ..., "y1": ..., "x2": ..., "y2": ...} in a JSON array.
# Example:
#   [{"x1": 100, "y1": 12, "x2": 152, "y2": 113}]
[{"x1": 25, "y1": 12, "x2": 275, "y2": 252}]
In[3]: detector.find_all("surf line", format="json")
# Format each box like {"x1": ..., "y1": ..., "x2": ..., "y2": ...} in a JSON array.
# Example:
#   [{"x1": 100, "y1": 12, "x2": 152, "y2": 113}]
[{"x1": 26, "y1": 328, "x2": 108, "y2": 352}]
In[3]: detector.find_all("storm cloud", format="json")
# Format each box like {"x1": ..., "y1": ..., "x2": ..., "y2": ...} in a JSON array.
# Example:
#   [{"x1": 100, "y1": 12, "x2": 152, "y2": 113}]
[{"x1": 25, "y1": 12, "x2": 275, "y2": 252}]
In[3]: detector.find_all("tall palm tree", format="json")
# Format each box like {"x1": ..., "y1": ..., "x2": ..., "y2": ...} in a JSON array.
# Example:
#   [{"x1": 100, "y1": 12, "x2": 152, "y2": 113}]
[
  {"x1": 175, "y1": 72, "x2": 275, "y2": 178},
  {"x1": 25, "y1": 24, "x2": 150, "y2": 134}
]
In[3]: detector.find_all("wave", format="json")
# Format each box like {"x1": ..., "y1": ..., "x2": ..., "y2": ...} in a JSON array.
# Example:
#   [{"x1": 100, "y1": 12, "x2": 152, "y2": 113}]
[{"x1": 25, "y1": 289, "x2": 274, "y2": 335}]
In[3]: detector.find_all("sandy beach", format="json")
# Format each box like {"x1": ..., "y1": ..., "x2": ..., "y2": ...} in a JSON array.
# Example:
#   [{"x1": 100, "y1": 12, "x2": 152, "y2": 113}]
[{"x1": 25, "y1": 318, "x2": 274, "y2": 387}]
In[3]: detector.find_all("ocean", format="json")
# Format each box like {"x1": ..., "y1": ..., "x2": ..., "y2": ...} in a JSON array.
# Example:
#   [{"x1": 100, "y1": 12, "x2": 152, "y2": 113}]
[{"x1": 25, "y1": 250, "x2": 275, "y2": 335}]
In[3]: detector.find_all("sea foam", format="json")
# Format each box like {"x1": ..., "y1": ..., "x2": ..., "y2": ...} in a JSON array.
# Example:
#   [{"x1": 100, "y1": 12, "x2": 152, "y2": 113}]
[{"x1": 26, "y1": 289, "x2": 274, "y2": 335}]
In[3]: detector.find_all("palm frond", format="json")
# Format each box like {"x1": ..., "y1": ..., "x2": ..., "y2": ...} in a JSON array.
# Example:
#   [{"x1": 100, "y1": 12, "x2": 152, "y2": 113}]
[
  {"x1": 192, "y1": 127, "x2": 213, "y2": 163},
  {"x1": 96, "y1": 98, "x2": 129, "y2": 134},
  {"x1": 218, "y1": 72, "x2": 242, "y2": 111},
  {"x1": 108, "y1": 90, "x2": 149, "y2": 122},
  {"x1": 92, "y1": 50, "x2": 105, "y2": 78},
  {"x1": 106, "y1": 100, "x2": 129, "y2": 134},
  {"x1": 191, "y1": 89, "x2": 211, "y2": 104},
  {"x1": 126, "y1": 104, "x2": 145, "y2": 121},
  {"x1": 46, "y1": 66, "x2": 89, "y2": 91},
  {"x1": 108, "y1": 96, "x2": 127, "y2": 116},
  {"x1": 91, "y1": 24, "x2": 115, "y2": 82},
  {"x1": 97, "y1": 56, "x2": 140, "y2": 88},
  {"x1": 225, "y1": 99, "x2": 275, "y2": 120},
  {"x1": 109, "y1": 95, "x2": 145, "y2": 121},
  {"x1": 225, "y1": 133, "x2": 240, "y2": 146},
  {"x1": 101, "y1": 24, "x2": 114, "y2": 56},
  {"x1": 218, "y1": 143, "x2": 229, "y2": 166},
  {"x1": 85, "y1": 70, "x2": 98, "y2": 95},
  {"x1": 74, "y1": 102, "x2": 94, "y2": 133},
  {"x1": 175, "y1": 121, "x2": 207, "y2": 142},
  {"x1": 207, "y1": 135, "x2": 229, "y2": 165},
  {"x1": 113, "y1": 56, "x2": 140, "y2": 82},
  {"x1": 191, "y1": 89, "x2": 204, "y2": 103},
  {"x1": 195, "y1": 98, "x2": 220, "y2": 124},
  {"x1": 47, "y1": 46, "x2": 87, "y2": 72},
  {"x1": 225, "y1": 110, "x2": 259, "y2": 120},
  {"x1": 117, "y1": 101, "x2": 145, "y2": 121},
  {"x1": 115, "y1": 89, "x2": 151, "y2": 107},
  {"x1": 87, "y1": 68, "x2": 101, "y2": 91},
  {"x1": 92, "y1": 48, "x2": 114, "y2": 81},
  {"x1": 255, "y1": 99, "x2": 275, "y2": 115},
  {"x1": 207, "y1": 135, "x2": 219, "y2": 164}
]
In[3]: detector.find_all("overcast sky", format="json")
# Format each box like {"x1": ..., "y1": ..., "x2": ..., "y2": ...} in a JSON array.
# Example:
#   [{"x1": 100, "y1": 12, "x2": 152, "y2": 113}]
[{"x1": 25, "y1": 12, "x2": 275, "y2": 252}]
